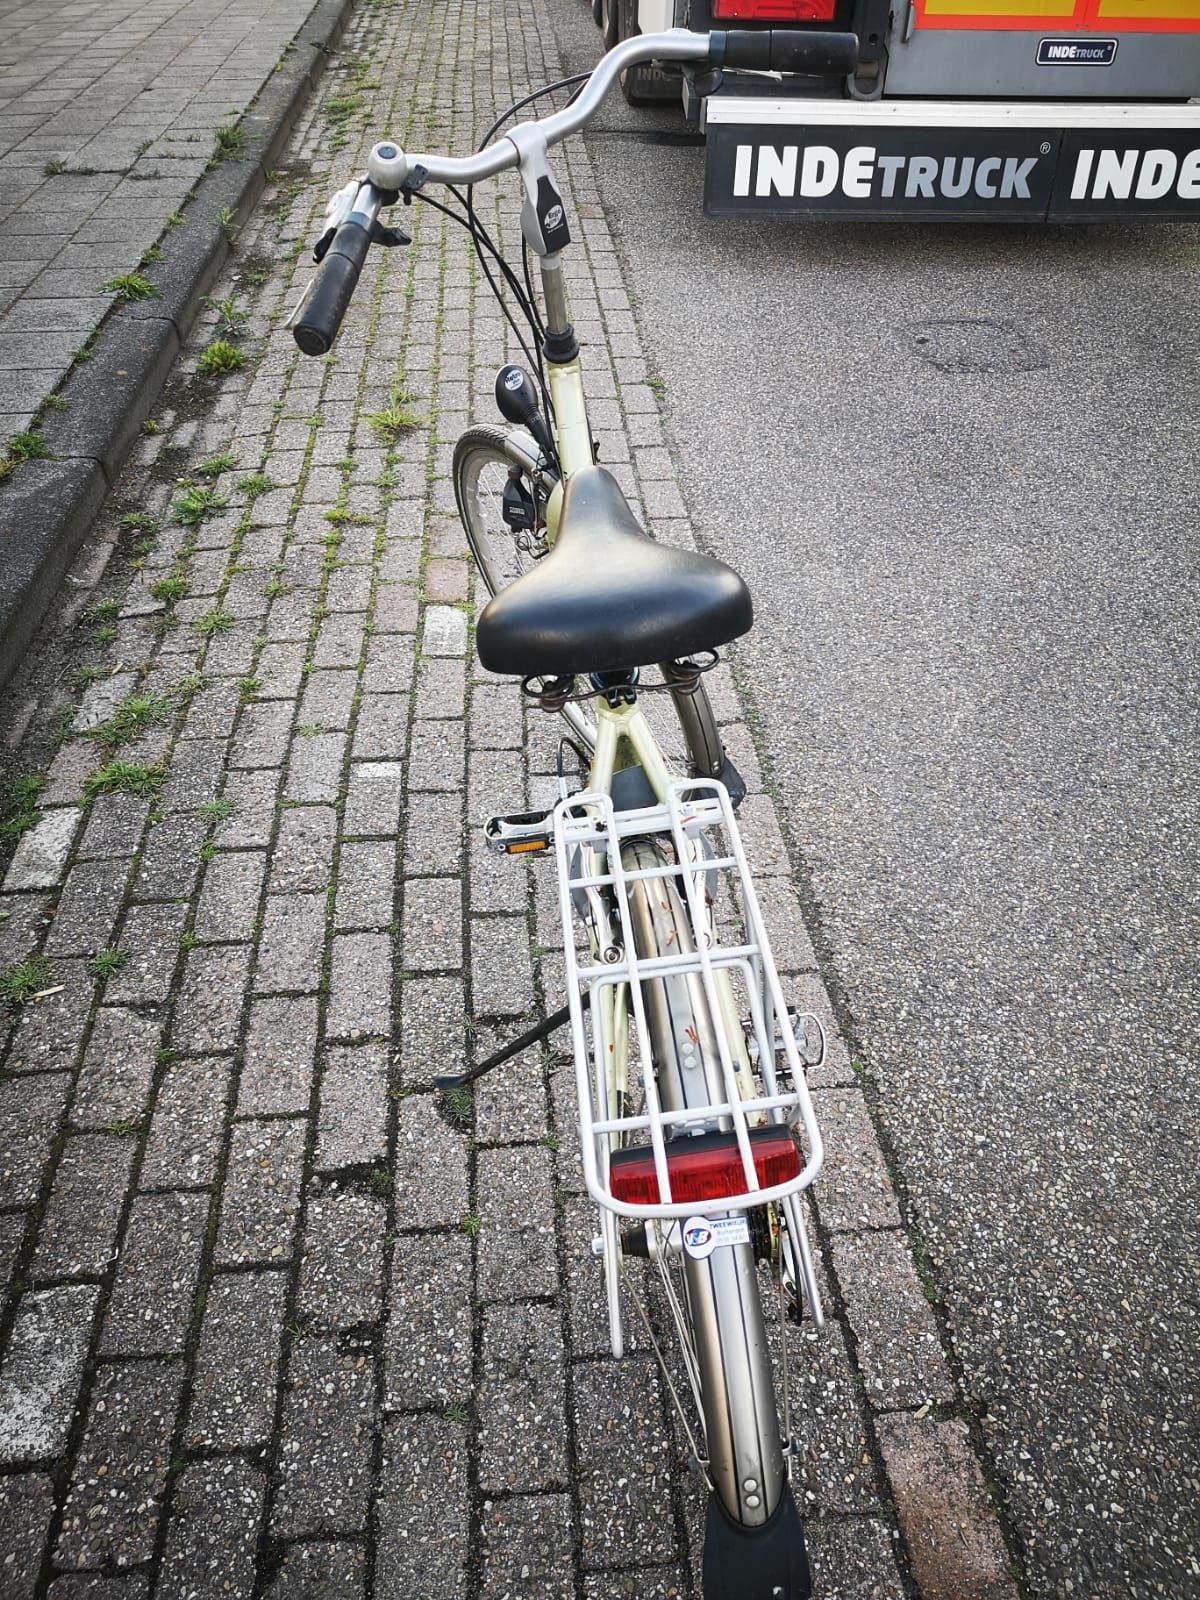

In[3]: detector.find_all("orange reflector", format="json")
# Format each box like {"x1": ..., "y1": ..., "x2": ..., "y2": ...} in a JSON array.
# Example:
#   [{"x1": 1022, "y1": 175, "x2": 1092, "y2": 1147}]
[{"x1": 609, "y1": 1125, "x2": 801, "y2": 1207}]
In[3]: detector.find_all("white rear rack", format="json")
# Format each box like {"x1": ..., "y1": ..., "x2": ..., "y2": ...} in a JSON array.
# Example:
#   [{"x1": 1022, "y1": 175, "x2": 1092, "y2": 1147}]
[{"x1": 553, "y1": 779, "x2": 824, "y2": 1222}]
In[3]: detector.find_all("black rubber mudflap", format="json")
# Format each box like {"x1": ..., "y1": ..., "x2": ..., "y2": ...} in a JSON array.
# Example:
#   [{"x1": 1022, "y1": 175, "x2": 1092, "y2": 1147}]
[{"x1": 702, "y1": 1483, "x2": 812, "y2": 1600}]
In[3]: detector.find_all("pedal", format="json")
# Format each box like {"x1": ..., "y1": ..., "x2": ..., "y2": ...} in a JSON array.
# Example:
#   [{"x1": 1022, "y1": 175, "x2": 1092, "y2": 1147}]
[{"x1": 484, "y1": 809, "x2": 554, "y2": 856}]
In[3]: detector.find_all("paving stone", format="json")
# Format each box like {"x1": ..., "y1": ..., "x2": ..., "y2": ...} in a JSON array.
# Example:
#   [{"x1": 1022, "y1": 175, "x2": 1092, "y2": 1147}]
[
  {"x1": 272, "y1": 1337, "x2": 376, "y2": 1537},
  {"x1": 480, "y1": 1492, "x2": 575, "y2": 1600},
  {"x1": 256, "y1": 891, "x2": 326, "y2": 993},
  {"x1": 47, "y1": 1578, "x2": 149, "y2": 1600},
  {"x1": 300, "y1": 667, "x2": 358, "y2": 730},
  {"x1": 809, "y1": 1090, "x2": 901, "y2": 1232},
  {"x1": 213, "y1": 766, "x2": 281, "y2": 848},
  {"x1": 76, "y1": 794, "x2": 149, "y2": 861},
  {"x1": 187, "y1": 1271, "x2": 287, "y2": 1449},
  {"x1": 171, "y1": 942, "x2": 251, "y2": 1052},
  {"x1": 402, "y1": 878, "x2": 462, "y2": 971},
  {"x1": 477, "y1": 1144, "x2": 558, "y2": 1302},
  {"x1": 572, "y1": 1357, "x2": 676, "y2": 1567},
  {"x1": 876, "y1": 1416, "x2": 1019, "y2": 1600},
  {"x1": 0, "y1": 1072, "x2": 70, "y2": 1206},
  {"x1": 401, "y1": 790, "x2": 464, "y2": 873},
  {"x1": 298, "y1": 1187, "x2": 386, "y2": 1329},
  {"x1": 362, "y1": 630, "x2": 416, "y2": 695},
  {"x1": 7, "y1": 960, "x2": 95, "y2": 1076},
  {"x1": 285, "y1": 731, "x2": 345, "y2": 803},
  {"x1": 416, "y1": 657, "x2": 466, "y2": 720},
  {"x1": 0, "y1": 1209, "x2": 27, "y2": 1301},
  {"x1": 0, "y1": 1286, "x2": 100, "y2": 1465},
  {"x1": 406, "y1": 719, "x2": 466, "y2": 793},
  {"x1": 55, "y1": 1361, "x2": 183, "y2": 1569},
  {"x1": 161, "y1": 738, "x2": 224, "y2": 813},
  {"x1": 45, "y1": 857, "x2": 128, "y2": 956},
  {"x1": 41, "y1": 742, "x2": 99, "y2": 808},
  {"x1": 269, "y1": 805, "x2": 336, "y2": 892},
  {"x1": 193, "y1": 850, "x2": 266, "y2": 943},
  {"x1": 425, "y1": 557, "x2": 469, "y2": 604},
  {"x1": 780, "y1": 1288, "x2": 881, "y2": 1516},
  {"x1": 473, "y1": 1037, "x2": 547, "y2": 1143},
  {"x1": 581, "y1": 1559, "x2": 694, "y2": 1600},
  {"x1": 830, "y1": 1230, "x2": 954, "y2": 1412},
  {"x1": 105, "y1": 901, "x2": 188, "y2": 1004},
  {"x1": 140, "y1": 1055, "x2": 231, "y2": 1188},
  {"x1": 471, "y1": 916, "x2": 534, "y2": 1016},
  {"x1": 100, "y1": 1191, "x2": 208, "y2": 1356},
  {"x1": 422, "y1": 605, "x2": 467, "y2": 657},
  {"x1": 0, "y1": 1471, "x2": 54, "y2": 1598},
  {"x1": 157, "y1": 1458, "x2": 266, "y2": 1600},
  {"x1": 133, "y1": 812, "x2": 206, "y2": 900},
  {"x1": 0, "y1": 892, "x2": 51, "y2": 969},
  {"x1": 216, "y1": 1118, "x2": 306, "y2": 1266},
  {"x1": 478, "y1": 1301, "x2": 568, "y2": 1493},
  {"x1": 2, "y1": 806, "x2": 80, "y2": 890},
  {"x1": 325, "y1": 931, "x2": 392, "y2": 1041},
  {"x1": 746, "y1": 876, "x2": 819, "y2": 974},
  {"x1": 399, "y1": 974, "x2": 465, "y2": 1088},
  {"x1": 470, "y1": 682, "x2": 524, "y2": 749},
  {"x1": 333, "y1": 838, "x2": 395, "y2": 932},
  {"x1": 70, "y1": 1007, "x2": 161, "y2": 1129},
  {"x1": 343, "y1": 760, "x2": 404, "y2": 837},
  {"x1": 316, "y1": 1041, "x2": 389, "y2": 1170},
  {"x1": 234, "y1": 699, "x2": 294, "y2": 769},
  {"x1": 263, "y1": 1539, "x2": 367, "y2": 1599},
  {"x1": 238, "y1": 997, "x2": 318, "y2": 1116},
  {"x1": 352, "y1": 692, "x2": 409, "y2": 761},
  {"x1": 376, "y1": 1415, "x2": 468, "y2": 1600},
  {"x1": 33, "y1": 1135, "x2": 136, "y2": 1279},
  {"x1": 393, "y1": 1095, "x2": 469, "y2": 1228},
  {"x1": 383, "y1": 1231, "x2": 472, "y2": 1412},
  {"x1": 311, "y1": 612, "x2": 367, "y2": 669},
  {"x1": 255, "y1": 641, "x2": 307, "y2": 700},
  {"x1": 734, "y1": 794, "x2": 791, "y2": 878},
  {"x1": 806, "y1": 1517, "x2": 907, "y2": 1600},
  {"x1": 374, "y1": 583, "x2": 418, "y2": 634}
]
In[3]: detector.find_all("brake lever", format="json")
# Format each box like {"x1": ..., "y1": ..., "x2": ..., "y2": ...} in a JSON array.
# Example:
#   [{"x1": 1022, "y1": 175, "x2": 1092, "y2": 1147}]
[{"x1": 311, "y1": 180, "x2": 408, "y2": 262}]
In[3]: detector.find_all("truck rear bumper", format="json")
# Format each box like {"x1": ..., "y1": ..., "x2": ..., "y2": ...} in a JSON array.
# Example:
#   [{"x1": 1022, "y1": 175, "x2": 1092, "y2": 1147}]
[{"x1": 702, "y1": 99, "x2": 1200, "y2": 219}]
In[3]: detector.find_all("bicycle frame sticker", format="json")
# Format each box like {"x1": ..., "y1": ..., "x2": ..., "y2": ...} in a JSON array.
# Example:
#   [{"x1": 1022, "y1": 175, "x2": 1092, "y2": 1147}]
[{"x1": 683, "y1": 1215, "x2": 751, "y2": 1260}]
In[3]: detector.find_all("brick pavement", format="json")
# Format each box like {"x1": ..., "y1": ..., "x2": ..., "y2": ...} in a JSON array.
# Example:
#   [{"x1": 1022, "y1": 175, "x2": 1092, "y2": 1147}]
[
  {"x1": 0, "y1": 0, "x2": 320, "y2": 438},
  {"x1": 0, "y1": 0, "x2": 1017, "y2": 1595}
]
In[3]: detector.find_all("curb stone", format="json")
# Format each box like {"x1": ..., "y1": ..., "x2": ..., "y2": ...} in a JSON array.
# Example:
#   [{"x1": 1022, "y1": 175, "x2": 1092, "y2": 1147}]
[{"x1": 0, "y1": 0, "x2": 358, "y2": 693}]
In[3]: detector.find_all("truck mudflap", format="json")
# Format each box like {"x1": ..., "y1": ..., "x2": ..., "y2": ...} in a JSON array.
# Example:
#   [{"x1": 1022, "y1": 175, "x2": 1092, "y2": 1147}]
[{"x1": 702, "y1": 100, "x2": 1200, "y2": 218}]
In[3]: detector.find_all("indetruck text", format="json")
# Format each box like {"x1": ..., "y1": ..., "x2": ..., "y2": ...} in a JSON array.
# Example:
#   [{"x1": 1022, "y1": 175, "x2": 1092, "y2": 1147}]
[
  {"x1": 732, "y1": 145, "x2": 1040, "y2": 201},
  {"x1": 1070, "y1": 146, "x2": 1200, "y2": 201}
]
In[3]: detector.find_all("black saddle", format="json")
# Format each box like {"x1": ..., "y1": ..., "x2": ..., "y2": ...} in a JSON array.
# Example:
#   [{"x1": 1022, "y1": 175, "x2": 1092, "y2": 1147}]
[{"x1": 475, "y1": 465, "x2": 752, "y2": 677}]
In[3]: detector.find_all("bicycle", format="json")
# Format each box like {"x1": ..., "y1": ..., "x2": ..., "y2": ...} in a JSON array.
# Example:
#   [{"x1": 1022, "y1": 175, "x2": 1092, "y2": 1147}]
[{"x1": 291, "y1": 23, "x2": 859, "y2": 1598}]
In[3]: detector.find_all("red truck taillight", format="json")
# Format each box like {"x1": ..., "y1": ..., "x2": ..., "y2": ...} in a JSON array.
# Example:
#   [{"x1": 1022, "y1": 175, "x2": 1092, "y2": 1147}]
[{"x1": 712, "y1": 0, "x2": 838, "y2": 21}]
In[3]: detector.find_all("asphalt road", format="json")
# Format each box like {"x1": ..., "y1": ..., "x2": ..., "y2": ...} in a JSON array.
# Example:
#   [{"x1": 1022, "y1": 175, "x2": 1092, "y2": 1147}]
[{"x1": 548, "y1": 4, "x2": 1200, "y2": 1595}]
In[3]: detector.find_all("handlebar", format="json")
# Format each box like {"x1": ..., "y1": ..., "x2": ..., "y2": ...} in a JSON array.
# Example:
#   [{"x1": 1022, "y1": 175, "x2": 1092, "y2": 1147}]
[{"x1": 291, "y1": 26, "x2": 859, "y2": 354}]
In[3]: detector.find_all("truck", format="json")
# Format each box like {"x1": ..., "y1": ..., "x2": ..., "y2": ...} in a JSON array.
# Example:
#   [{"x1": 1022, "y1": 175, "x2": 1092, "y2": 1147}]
[{"x1": 592, "y1": 0, "x2": 1200, "y2": 218}]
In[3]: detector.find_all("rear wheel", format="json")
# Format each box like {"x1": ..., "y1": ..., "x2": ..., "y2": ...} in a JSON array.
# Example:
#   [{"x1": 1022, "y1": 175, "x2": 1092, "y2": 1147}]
[
  {"x1": 454, "y1": 424, "x2": 725, "y2": 782},
  {"x1": 616, "y1": 0, "x2": 681, "y2": 104},
  {"x1": 622, "y1": 840, "x2": 812, "y2": 1597}
]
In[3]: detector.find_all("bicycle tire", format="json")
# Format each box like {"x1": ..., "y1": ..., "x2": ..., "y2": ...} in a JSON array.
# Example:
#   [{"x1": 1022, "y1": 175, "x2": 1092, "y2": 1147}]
[
  {"x1": 454, "y1": 424, "x2": 725, "y2": 781},
  {"x1": 622, "y1": 839, "x2": 807, "y2": 1595}
]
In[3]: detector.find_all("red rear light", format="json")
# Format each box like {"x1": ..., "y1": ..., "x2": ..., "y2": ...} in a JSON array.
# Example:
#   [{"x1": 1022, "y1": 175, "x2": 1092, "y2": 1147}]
[
  {"x1": 712, "y1": 0, "x2": 837, "y2": 21},
  {"x1": 609, "y1": 1125, "x2": 801, "y2": 1207}
]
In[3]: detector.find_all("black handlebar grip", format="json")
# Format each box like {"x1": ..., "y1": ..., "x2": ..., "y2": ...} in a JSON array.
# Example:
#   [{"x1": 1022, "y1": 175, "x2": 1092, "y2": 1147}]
[
  {"x1": 292, "y1": 216, "x2": 373, "y2": 356},
  {"x1": 714, "y1": 29, "x2": 859, "y2": 76}
]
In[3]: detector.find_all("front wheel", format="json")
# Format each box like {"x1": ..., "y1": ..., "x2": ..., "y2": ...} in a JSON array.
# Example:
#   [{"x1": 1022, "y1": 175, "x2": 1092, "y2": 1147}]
[{"x1": 454, "y1": 425, "x2": 725, "y2": 782}]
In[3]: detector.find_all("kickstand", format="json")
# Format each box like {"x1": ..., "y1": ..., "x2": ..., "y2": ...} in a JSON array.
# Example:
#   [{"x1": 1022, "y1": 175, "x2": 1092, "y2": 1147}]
[{"x1": 435, "y1": 991, "x2": 590, "y2": 1091}]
